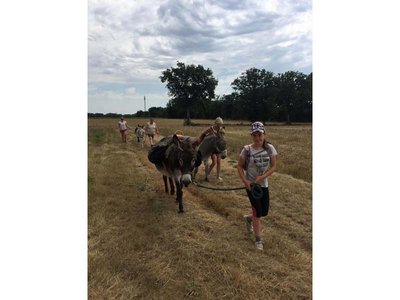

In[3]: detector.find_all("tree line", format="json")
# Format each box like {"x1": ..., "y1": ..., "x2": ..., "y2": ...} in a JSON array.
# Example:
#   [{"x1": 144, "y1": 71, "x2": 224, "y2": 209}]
[{"x1": 88, "y1": 62, "x2": 312, "y2": 124}]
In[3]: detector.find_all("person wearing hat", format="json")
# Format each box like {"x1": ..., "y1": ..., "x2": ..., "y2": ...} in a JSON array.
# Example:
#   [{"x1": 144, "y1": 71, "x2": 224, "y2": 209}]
[
  {"x1": 198, "y1": 117, "x2": 225, "y2": 181},
  {"x1": 237, "y1": 121, "x2": 277, "y2": 250},
  {"x1": 118, "y1": 116, "x2": 131, "y2": 143}
]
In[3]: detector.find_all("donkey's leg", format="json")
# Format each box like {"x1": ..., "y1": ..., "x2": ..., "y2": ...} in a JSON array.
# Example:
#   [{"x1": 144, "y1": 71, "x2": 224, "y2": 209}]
[
  {"x1": 169, "y1": 177, "x2": 175, "y2": 195},
  {"x1": 204, "y1": 161, "x2": 210, "y2": 181},
  {"x1": 174, "y1": 179, "x2": 184, "y2": 213},
  {"x1": 162, "y1": 175, "x2": 169, "y2": 193}
]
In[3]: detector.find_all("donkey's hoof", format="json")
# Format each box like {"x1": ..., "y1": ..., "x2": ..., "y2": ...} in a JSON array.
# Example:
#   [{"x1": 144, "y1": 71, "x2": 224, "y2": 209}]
[
  {"x1": 178, "y1": 209, "x2": 184, "y2": 213},
  {"x1": 170, "y1": 190, "x2": 175, "y2": 195}
]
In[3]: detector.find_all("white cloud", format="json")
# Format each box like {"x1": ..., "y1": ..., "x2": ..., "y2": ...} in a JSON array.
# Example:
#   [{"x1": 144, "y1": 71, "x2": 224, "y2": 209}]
[
  {"x1": 125, "y1": 87, "x2": 136, "y2": 94},
  {"x1": 88, "y1": 0, "x2": 312, "y2": 113}
]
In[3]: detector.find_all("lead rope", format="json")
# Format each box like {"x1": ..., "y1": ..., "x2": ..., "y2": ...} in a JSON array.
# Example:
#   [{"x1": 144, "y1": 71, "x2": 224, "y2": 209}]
[{"x1": 192, "y1": 181, "x2": 263, "y2": 200}]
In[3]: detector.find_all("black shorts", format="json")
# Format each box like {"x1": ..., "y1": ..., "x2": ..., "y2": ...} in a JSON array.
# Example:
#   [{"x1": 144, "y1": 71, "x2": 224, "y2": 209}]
[{"x1": 246, "y1": 187, "x2": 269, "y2": 218}]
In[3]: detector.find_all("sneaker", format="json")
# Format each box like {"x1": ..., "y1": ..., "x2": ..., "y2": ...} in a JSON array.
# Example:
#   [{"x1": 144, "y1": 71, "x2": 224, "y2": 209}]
[
  {"x1": 216, "y1": 176, "x2": 223, "y2": 181},
  {"x1": 255, "y1": 240, "x2": 264, "y2": 251},
  {"x1": 243, "y1": 215, "x2": 253, "y2": 233}
]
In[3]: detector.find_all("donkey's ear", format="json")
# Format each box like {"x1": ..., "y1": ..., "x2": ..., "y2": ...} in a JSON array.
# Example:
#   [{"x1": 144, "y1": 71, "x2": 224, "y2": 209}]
[{"x1": 173, "y1": 134, "x2": 183, "y2": 151}]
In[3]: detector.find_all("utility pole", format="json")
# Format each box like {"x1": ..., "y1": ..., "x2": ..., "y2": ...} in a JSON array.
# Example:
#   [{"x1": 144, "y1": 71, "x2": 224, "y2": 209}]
[{"x1": 144, "y1": 96, "x2": 146, "y2": 112}]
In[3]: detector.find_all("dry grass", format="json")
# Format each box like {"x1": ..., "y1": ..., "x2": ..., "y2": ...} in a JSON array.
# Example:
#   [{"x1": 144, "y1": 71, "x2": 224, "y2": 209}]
[{"x1": 88, "y1": 118, "x2": 312, "y2": 299}]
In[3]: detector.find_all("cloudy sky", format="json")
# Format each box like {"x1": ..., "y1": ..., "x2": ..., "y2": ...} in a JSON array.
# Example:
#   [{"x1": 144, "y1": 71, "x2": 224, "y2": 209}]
[{"x1": 88, "y1": 0, "x2": 312, "y2": 114}]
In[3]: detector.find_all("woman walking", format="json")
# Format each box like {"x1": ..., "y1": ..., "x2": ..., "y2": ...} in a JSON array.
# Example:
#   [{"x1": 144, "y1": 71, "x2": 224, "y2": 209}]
[
  {"x1": 237, "y1": 121, "x2": 277, "y2": 250},
  {"x1": 145, "y1": 118, "x2": 159, "y2": 146},
  {"x1": 118, "y1": 116, "x2": 131, "y2": 143}
]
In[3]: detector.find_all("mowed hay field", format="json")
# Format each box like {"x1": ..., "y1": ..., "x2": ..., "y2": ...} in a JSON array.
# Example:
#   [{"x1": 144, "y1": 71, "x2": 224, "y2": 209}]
[{"x1": 88, "y1": 118, "x2": 312, "y2": 299}]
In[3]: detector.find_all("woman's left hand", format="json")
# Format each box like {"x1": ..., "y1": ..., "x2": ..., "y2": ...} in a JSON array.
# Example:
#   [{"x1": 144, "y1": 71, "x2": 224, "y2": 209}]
[{"x1": 254, "y1": 176, "x2": 264, "y2": 184}]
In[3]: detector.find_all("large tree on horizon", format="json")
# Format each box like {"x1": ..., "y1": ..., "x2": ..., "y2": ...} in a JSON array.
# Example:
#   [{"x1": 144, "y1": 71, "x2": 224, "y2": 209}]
[
  {"x1": 160, "y1": 61, "x2": 218, "y2": 124},
  {"x1": 275, "y1": 71, "x2": 310, "y2": 124},
  {"x1": 231, "y1": 68, "x2": 278, "y2": 122}
]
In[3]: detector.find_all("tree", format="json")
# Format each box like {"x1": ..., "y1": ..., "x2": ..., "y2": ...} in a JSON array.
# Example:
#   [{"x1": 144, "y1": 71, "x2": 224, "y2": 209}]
[
  {"x1": 160, "y1": 61, "x2": 218, "y2": 124},
  {"x1": 148, "y1": 106, "x2": 167, "y2": 118},
  {"x1": 296, "y1": 72, "x2": 312, "y2": 122},
  {"x1": 135, "y1": 110, "x2": 149, "y2": 118},
  {"x1": 275, "y1": 71, "x2": 310, "y2": 124},
  {"x1": 231, "y1": 68, "x2": 278, "y2": 122}
]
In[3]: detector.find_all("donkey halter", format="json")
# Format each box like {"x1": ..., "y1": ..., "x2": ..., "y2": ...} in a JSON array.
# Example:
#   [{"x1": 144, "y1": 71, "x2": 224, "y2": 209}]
[{"x1": 176, "y1": 142, "x2": 194, "y2": 172}]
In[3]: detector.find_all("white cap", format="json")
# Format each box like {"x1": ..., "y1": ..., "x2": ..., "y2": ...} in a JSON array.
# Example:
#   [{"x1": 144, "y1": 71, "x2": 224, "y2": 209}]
[
  {"x1": 215, "y1": 117, "x2": 223, "y2": 125},
  {"x1": 250, "y1": 121, "x2": 265, "y2": 134}
]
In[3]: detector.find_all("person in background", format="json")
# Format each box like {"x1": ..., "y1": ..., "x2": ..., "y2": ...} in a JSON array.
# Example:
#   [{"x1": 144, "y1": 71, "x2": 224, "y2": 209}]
[
  {"x1": 207, "y1": 117, "x2": 224, "y2": 181},
  {"x1": 118, "y1": 116, "x2": 131, "y2": 143},
  {"x1": 237, "y1": 121, "x2": 277, "y2": 251},
  {"x1": 145, "y1": 118, "x2": 159, "y2": 146}
]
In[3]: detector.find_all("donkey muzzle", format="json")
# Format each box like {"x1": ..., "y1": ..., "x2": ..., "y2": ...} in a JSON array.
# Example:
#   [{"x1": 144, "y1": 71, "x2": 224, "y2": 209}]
[
  {"x1": 181, "y1": 173, "x2": 192, "y2": 187},
  {"x1": 220, "y1": 149, "x2": 227, "y2": 159}
]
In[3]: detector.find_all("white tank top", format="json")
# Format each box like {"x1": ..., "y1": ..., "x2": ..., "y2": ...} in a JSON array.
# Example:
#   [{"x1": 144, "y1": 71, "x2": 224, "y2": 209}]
[
  {"x1": 118, "y1": 120, "x2": 127, "y2": 130},
  {"x1": 146, "y1": 122, "x2": 157, "y2": 134}
]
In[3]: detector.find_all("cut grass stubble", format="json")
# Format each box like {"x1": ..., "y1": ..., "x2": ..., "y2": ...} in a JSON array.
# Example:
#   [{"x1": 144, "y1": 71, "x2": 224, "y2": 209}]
[{"x1": 88, "y1": 118, "x2": 312, "y2": 299}]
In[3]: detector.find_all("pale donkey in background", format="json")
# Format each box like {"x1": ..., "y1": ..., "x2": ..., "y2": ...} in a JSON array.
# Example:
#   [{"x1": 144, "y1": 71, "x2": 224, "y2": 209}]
[{"x1": 134, "y1": 125, "x2": 145, "y2": 147}]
